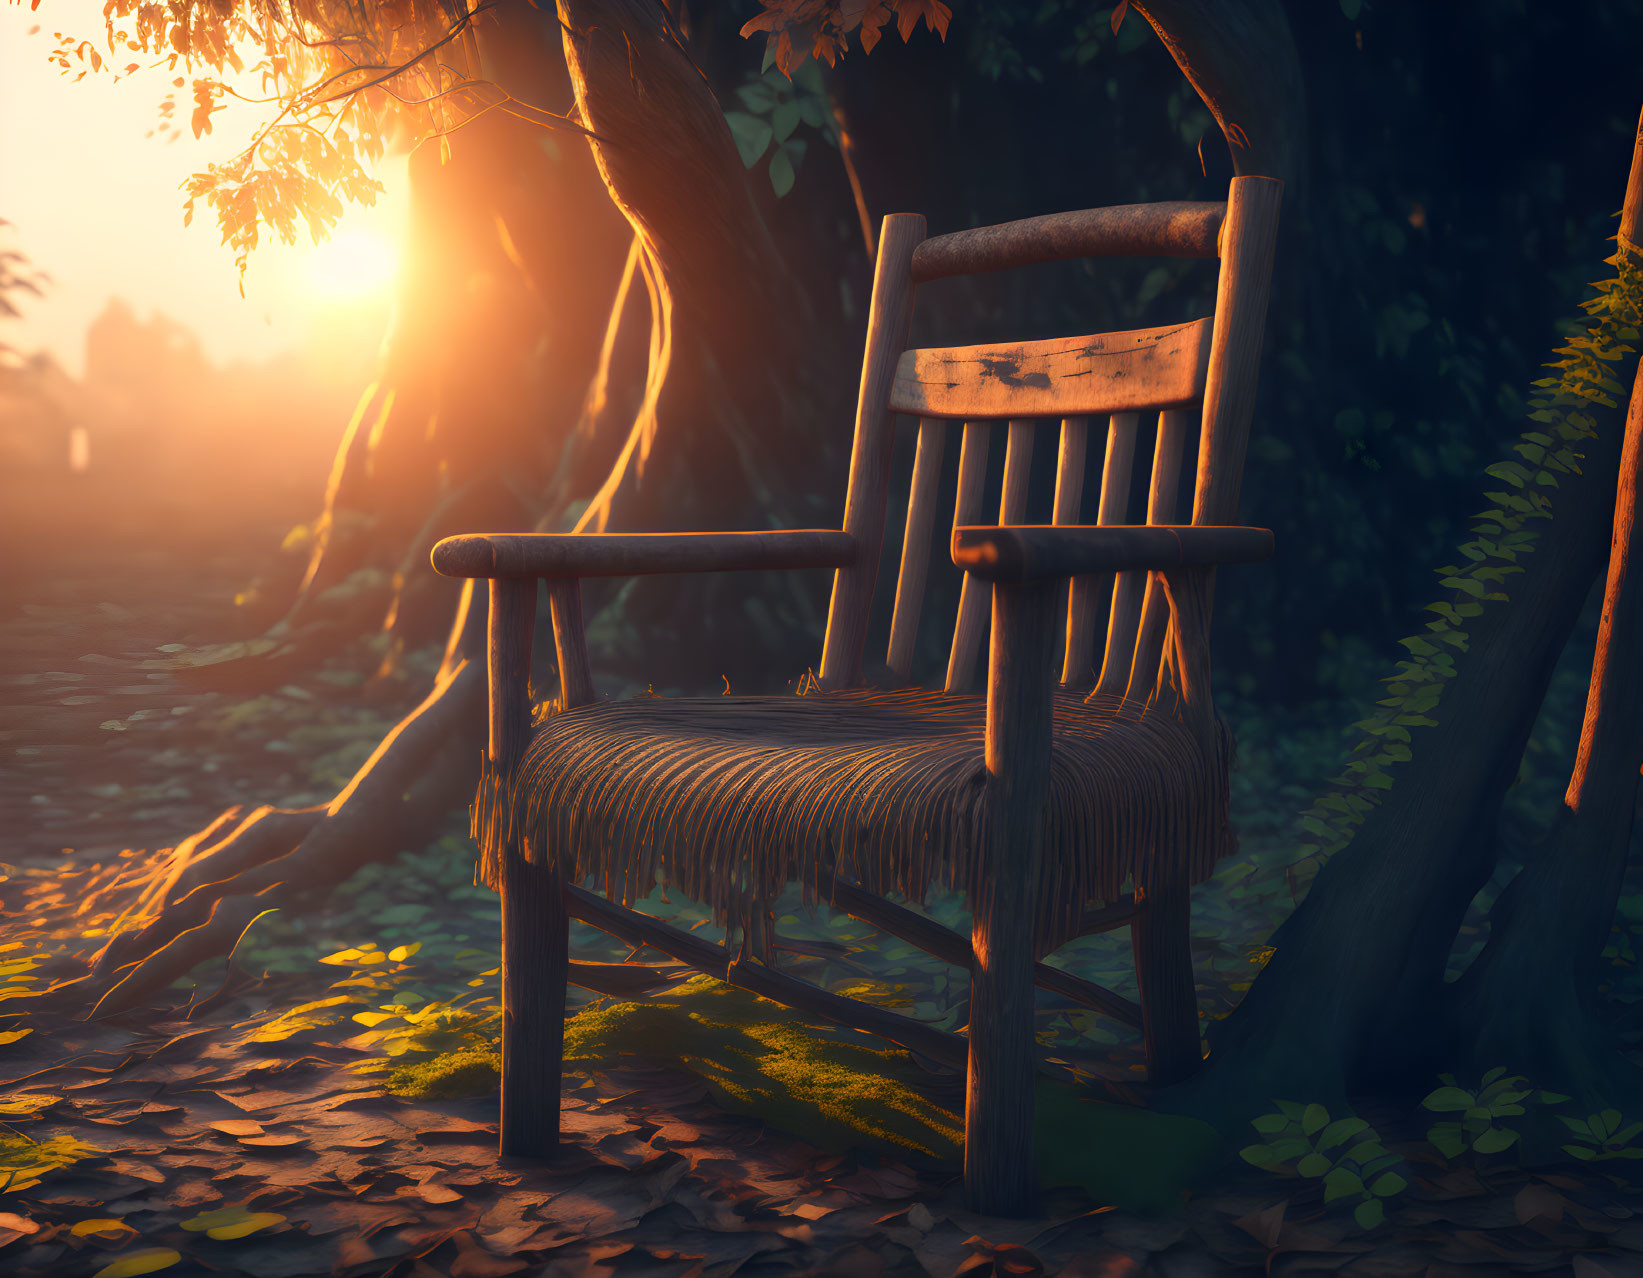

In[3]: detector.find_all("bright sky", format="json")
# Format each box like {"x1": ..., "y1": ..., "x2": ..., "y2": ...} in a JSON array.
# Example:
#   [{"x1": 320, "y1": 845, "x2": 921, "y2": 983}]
[{"x1": 0, "y1": 0, "x2": 408, "y2": 377}]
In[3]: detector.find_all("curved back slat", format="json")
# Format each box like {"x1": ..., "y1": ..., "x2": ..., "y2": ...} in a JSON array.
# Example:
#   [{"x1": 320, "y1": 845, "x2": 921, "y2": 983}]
[
  {"x1": 1123, "y1": 408, "x2": 1193, "y2": 703},
  {"x1": 886, "y1": 418, "x2": 947, "y2": 681},
  {"x1": 944, "y1": 421, "x2": 993, "y2": 692},
  {"x1": 1064, "y1": 412, "x2": 1137, "y2": 687}
]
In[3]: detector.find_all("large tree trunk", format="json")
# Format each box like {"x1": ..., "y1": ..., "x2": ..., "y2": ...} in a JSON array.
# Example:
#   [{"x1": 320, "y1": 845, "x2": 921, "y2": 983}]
[
  {"x1": 1445, "y1": 236, "x2": 1643, "y2": 1104},
  {"x1": 77, "y1": 0, "x2": 848, "y2": 1014},
  {"x1": 1172, "y1": 122, "x2": 1643, "y2": 1124}
]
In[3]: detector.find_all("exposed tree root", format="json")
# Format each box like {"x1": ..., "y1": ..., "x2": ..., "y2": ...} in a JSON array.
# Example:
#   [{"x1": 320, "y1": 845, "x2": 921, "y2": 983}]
[{"x1": 83, "y1": 618, "x2": 488, "y2": 1017}]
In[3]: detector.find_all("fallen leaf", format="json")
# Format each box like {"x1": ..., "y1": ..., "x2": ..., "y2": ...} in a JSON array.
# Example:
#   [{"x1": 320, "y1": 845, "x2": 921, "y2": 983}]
[
  {"x1": 207, "y1": 1119, "x2": 264, "y2": 1136},
  {"x1": 91, "y1": 1250, "x2": 181, "y2": 1278},
  {"x1": 1233, "y1": 1200, "x2": 1287, "y2": 1249},
  {"x1": 1514, "y1": 1182, "x2": 1566, "y2": 1226},
  {"x1": 208, "y1": 1211, "x2": 285, "y2": 1240}
]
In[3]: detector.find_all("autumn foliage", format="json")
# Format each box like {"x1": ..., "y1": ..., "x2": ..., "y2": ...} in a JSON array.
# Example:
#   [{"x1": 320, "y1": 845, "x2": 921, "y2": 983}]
[{"x1": 739, "y1": 0, "x2": 952, "y2": 75}]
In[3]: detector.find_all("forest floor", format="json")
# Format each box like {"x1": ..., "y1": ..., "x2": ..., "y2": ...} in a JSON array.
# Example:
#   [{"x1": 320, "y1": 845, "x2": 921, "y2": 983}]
[{"x1": 5, "y1": 455, "x2": 1643, "y2": 1278}]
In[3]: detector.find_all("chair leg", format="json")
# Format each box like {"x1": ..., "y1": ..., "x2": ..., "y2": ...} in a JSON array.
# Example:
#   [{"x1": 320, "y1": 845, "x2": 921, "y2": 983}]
[
  {"x1": 499, "y1": 846, "x2": 569, "y2": 1158},
  {"x1": 966, "y1": 882, "x2": 1039, "y2": 1217},
  {"x1": 1131, "y1": 872, "x2": 1201, "y2": 1085},
  {"x1": 964, "y1": 577, "x2": 1055, "y2": 1218}
]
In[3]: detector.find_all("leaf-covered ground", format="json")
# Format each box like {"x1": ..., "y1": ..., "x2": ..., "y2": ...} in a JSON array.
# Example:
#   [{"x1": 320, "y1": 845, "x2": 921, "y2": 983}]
[{"x1": 7, "y1": 465, "x2": 1643, "y2": 1276}]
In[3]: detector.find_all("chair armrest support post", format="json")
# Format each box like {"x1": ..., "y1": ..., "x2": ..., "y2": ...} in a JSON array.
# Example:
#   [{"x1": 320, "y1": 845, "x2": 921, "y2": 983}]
[
  {"x1": 547, "y1": 579, "x2": 595, "y2": 710},
  {"x1": 488, "y1": 578, "x2": 537, "y2": 769}
]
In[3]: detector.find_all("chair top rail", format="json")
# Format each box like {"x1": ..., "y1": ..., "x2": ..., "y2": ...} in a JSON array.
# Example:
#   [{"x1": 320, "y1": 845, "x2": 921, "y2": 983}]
[
  {"x1": 909, "y1": 201, "x2": 1225, "y2": 284},
  {"x1": 889, "y1": 317, "x2": 1212, "y2": 420}
]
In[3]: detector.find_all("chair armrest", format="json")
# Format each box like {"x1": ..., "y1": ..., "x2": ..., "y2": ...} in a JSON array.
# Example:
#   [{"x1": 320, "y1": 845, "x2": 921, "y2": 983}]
[
  {"x1": 432, "y1": 530, "x2": 856, "y2": 579},
  {"x1": 951, "y1": 523, "x2": 1273, "y2": 582}
]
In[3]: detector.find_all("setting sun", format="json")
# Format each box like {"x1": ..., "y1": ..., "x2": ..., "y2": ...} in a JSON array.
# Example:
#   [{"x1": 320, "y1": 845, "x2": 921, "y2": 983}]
[{"x1": 305, "y1": 228, "x2": 401, "y2": 302}]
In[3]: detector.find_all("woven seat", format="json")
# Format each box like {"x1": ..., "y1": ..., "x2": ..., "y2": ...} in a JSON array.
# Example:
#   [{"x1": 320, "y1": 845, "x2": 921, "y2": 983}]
[
  {"x1": 434, "y1": 178, "x2": 1283, "y2": 1216},
  {"x1": 485, "y1": 687, "x2": 1231, "y2": 960}
]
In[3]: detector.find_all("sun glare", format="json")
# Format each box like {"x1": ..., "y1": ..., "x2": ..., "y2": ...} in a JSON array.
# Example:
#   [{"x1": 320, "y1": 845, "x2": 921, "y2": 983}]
[{"x1": 305, "y1": 229, "x2": 402, "y2": 302}]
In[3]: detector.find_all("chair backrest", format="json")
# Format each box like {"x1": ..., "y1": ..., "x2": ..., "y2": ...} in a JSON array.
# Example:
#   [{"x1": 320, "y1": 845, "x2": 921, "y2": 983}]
[{"x1": 815, "y1": 176, "x2": 1282, "y2": 699}]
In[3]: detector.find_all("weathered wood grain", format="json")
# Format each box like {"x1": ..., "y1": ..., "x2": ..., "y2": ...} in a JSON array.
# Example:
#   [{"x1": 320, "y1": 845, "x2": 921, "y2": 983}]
[{"x1": 889, "y1": 318, "x2": 1212, "y2": 421}]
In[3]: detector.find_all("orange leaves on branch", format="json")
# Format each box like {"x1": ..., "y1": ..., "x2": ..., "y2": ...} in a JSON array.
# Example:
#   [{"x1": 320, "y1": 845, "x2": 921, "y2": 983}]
[{"x1": 740, "y1": 0, "x2": 951, "y2": 78}]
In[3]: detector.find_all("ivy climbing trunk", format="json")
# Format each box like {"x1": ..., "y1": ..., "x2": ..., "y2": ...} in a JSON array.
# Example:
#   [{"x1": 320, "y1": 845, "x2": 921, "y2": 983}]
[{"x1": 1173, "y1": 117, "x2": 1643, "y2": 1122}]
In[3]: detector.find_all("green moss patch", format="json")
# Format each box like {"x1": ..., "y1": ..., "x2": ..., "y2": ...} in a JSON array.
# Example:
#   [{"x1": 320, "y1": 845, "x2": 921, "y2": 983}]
[
  {"x1": 392, "y1": 973, "x2": 1225, "y2": 1209},
  {"x1": 386, "y1": 1046, "x2": 501, "y2": 1100}
]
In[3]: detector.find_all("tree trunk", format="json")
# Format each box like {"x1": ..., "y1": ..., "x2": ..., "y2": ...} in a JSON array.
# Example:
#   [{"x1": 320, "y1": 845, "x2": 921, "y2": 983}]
[
  {"x1": 1445, "y1": 244, "x2": 1643, "y2": 1105},
  {"x1": 1173, "y1": 122, "x2": 1643, "y2": 1121},
  {"x1": 78, "y1": 0, "x2": 848, "y2": 1012}
]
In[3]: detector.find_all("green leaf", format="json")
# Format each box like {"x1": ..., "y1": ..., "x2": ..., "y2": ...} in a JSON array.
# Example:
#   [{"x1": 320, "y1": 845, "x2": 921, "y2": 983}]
[
  {"x1": 725, "y1": 111, "x2": 774, "y2": 167},
  {"x1": 1428, "y1": 1123, "x2": 1465, "y2": 1158},
  {"x1": 770, "y1": 100, "x2": 800, "y2": 143},
  {"x1": 1564, "y1": 1143, "x2": 1597, "y2": 1160},
  {"x1": 1318, "y1": 1117, "x2": 1369, "y2": 1150},
  {"x1": 1302, "y1": 1103, "x2": 1329, "y2": 1136},
  {"x1": 1345, "y1": 1138, "x2": 1386, "y2": 1163},
  {"x1": 1353, "y1": 1198, "x2": 1385, "y2": 1230},
  {"x1": 1323, "y1": 1166, "x2": 1364, "y2": 1202},
  {"x1": 1368, "y1": 1171, "x2": 1407, "y2": 1197},
  {"x1": 1296, "y1": 1151, "x2": 1331, "y2": 1178},
  {"x1": 1471, "y1": 1126, "x2": 1517, "y2": 1154},
  {"x1": 1240, "y1": 1143, "x2": 1279, "y2": 1166},
  {"x1": 1421, "y1": 1086, "x2": 1474, "y2": 1112},
  {"x1": 768, "y1": 143, "x2": 799, "y2": 197},
  {"x1": 1251, "y1": 1113, "x2": 1290, "y2": 1135}
]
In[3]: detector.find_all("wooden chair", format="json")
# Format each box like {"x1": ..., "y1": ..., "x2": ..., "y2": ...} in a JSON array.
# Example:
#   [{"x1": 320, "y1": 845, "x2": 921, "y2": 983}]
[{"x1": 432, "y1": 175, "x2": 1282, "y2": 1217}]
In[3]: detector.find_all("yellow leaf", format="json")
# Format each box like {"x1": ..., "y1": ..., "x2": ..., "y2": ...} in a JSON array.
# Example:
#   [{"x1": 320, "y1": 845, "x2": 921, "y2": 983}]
[
  {"x1": 72, "y1": 1218, "x2": 135, "y2": 1238},
  {"x1": 351, "y1": 1011, "x2": 396, "y2": 1027},
  {"x1": 207, "y1": 1211, "x2": 285, "y2": 1240},
  {"x1": 0, "y1": 1095, "x2": 55, "y2": 1116},
  {"x1": 240, "y1": 995, "x2": 363, "y2": 1044},
  {"x1": 92, "y1": 1249, "x2": 181, "y2": 1278},
  {"x1": 0, "y1": 1029, "x2": 33, "y2": 1045},
  {"x1": 387, "y1": 943, "x2": 420, "y2": 962},
  {"x1": 181, "y1": 1206, "x2": 252, "y2": 1231},
  {"x1": 355, "y1": 951, "x2": 387, "y2": 965},
  {"x1": 318, "y1": 947, "x2": 369, "y2": 966}
]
